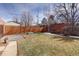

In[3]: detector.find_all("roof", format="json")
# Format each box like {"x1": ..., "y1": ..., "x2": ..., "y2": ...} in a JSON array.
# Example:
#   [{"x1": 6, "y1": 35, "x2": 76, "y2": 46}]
[
  {"x1": 0, "y1": 17, "x2": 5, "y2": 25},
  {"x1": 4, "y1": 22, "x2": 20, "y2": 26}
]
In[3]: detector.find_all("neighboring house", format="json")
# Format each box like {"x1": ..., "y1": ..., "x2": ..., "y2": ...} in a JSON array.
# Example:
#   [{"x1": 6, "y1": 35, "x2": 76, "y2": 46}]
[
  {"x1": 0, "y1": 18, "x2": 5, "y2": 25},
  {"x1": 0, "y1": 17, "x2": 5, "y2": 37},
  {"x1": 3, "y1": 22, "x2": 20, "y2": 35},
  {"x1": 4, "y1": 22, "x2": 20, "y2": 26}
]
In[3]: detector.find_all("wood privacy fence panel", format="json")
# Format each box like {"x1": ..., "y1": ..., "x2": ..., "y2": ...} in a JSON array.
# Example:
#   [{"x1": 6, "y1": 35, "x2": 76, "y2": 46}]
[
  {"x1": 50, "y1": 24, "x2": 66, "y2": 33},
  {"x1": 4, "y1": 26, "x2": 20, "y2": 35},
  {"x1": 3, "y1": 24, "x2": 66, "y2": 35},
  {"x1": 4, "y1": 25, "x2": 48, "y2": 35}
]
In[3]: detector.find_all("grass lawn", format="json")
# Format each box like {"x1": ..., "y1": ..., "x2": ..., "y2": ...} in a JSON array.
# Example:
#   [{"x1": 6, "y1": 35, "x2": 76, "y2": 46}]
[{"x1": 17, "y1": 33, "x2": 79, "y2": 56}]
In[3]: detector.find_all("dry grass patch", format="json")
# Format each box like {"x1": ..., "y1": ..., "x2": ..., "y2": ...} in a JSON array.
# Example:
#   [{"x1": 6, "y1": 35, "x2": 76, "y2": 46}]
[{"x1": 17, "y1": 33, "x2": 79, "y2": 56}]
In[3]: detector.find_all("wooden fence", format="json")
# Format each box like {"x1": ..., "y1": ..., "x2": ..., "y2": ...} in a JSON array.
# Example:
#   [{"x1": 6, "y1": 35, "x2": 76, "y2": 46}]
[
  {"x1": 3, "y1": 25, "x2": 48, "y2": 35},
  {"x1": 0, "y1": 23, "x2": 67, "y2": 35},
  {"x1": 1, "y1": 23, "x2": 79, "y2": 36}
]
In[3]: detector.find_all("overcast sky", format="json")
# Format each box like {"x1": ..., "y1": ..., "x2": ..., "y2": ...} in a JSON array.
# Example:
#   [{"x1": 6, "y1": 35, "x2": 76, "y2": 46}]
[{"x1": 0, "y1": 3, "x2": 55, "y2": 23}]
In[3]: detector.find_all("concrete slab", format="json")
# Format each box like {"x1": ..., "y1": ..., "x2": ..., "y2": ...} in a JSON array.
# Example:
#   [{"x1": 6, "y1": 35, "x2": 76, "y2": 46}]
[{"x1": 1, "y1": 41, "x2": 17, "y2": 56}]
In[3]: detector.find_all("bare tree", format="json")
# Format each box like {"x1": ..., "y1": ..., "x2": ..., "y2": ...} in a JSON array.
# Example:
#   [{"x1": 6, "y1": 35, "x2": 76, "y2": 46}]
[
  {"x1": 55, "y1": 3, "x2": 79, "y2": 35},
  {"x1": 12, "y1": 16, "x2": 18, "y2": 23},
  {"x1": 20, "y1": 11, "x2": 33, "y2": 33},
  {"x1": 9, "y1": 16, "x2": 19, "y2": 24}
]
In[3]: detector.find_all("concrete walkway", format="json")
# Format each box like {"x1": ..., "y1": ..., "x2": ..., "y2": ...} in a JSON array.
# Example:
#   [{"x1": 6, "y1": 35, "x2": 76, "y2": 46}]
[
  {"x1": 0, "y1": 45, "x2": 6, "y2": 55},
  {"x1": 0, "y1": 34, "x2": 24, "y2": 41},
  {"x1": 1, "y1": 41, "x2": 17, "y2": 56},
  {"x1": 0, "y1": 34, "x2": 24, "y2": 56}
]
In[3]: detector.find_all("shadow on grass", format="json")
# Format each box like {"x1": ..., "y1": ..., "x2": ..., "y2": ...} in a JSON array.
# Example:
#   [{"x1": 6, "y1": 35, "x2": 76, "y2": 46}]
[
  {"x1": 50, "y1": 35, "x2": 63, "y2": 40},
  {"x1": 58, "y1": 36, "x2": 79, "y2": 42}
]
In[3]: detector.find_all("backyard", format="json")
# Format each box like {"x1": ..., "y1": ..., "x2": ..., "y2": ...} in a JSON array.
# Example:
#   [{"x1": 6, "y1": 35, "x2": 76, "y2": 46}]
[{"x1": 17, "y1": 33, "x2": 79, "y2": 56}]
